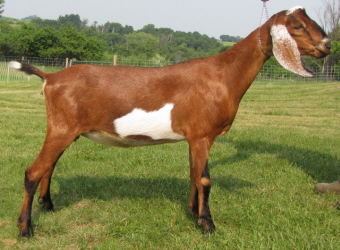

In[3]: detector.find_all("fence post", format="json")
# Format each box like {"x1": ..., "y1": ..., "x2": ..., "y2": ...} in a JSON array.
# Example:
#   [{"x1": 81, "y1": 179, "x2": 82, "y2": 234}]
[
  {"x1": 113, "y1": 55, "x2": 117, "y2": 66},
  {"x1": 65, "y1": 58, "x2": 69, "y2": 68},
  {"x1": 6, "y1": 63, "x2": 10, "y2": 82}
]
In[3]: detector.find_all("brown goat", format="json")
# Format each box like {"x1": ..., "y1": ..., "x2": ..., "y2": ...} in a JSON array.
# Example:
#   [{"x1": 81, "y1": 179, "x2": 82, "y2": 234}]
[{"x1": 10, "y1": 6, "x2": 330, "y2": 237}]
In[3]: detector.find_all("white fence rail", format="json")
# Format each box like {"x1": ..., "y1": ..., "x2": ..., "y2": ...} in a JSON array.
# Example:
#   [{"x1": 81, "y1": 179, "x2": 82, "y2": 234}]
[{"x1": 2, "y1": 56, "x2": 339, "y2": 82}]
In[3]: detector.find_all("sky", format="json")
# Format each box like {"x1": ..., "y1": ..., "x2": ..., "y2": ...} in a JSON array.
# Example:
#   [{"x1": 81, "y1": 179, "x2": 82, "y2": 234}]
[{"x1": 4, "y1": 0, "x2": 324, "y2": 39}]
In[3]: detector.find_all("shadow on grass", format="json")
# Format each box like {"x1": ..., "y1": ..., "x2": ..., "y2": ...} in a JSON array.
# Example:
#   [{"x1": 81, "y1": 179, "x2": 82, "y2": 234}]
[
  {"x1": 213, "y1": 138, "x2": 340, "y2": 183},
  {"x1": 46, "y1": 175, "x2": 253, "y2": 231},
  {"x1": 53, "y1": 175, "x2": 253, "y2": 209}
]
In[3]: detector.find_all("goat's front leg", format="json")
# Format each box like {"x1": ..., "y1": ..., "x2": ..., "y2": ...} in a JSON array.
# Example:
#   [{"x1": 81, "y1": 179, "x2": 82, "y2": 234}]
[
  {"x1": 18, "y1": 133, "x2": 75, "y2": 237},
  {"x1": 188, "y1": 138, "x2": 215, "y2": 234}
]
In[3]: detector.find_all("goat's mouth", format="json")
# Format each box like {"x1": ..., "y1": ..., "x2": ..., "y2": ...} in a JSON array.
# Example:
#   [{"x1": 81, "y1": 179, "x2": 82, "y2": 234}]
[
  {"x1": 301, "y1": 58, "x2": 314, "y2": 75},
  {"x1": 315, "y1": 48, "x2": 330, "y2": 59}
]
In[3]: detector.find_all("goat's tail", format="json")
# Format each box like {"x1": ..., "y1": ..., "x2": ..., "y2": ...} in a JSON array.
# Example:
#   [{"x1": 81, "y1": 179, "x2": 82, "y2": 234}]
[{"x1": 9, "y1": 61, "x2": 47, "y2": 80}]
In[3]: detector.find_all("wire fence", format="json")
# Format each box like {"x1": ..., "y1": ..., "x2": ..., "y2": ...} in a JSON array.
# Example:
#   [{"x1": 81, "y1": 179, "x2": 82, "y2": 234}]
[{"x1": 2, "y1": 56, "x2": 339, "y2": 83}]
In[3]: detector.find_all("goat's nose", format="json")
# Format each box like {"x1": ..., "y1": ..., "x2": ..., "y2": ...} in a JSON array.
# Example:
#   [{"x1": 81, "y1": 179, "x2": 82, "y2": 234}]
[
  {"x1": 317, "y1": 37, "x2": 331, "y2": 55},
  {"x1": 325, "y1": 39, "x2": 331, "y2": 50}
]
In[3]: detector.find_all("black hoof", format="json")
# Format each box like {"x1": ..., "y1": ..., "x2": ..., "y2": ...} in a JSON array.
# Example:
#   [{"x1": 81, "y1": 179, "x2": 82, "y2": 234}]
[
  {"x1": 19, "y1": 231, "x2": 32, "y2": 238},
  {"x1": 18, "y1": 225, "x2": 34, "y2": 238},
  {"x1": 203, "y1": 222, "x2": 216, "y2": 234},
  {"x1": 198, "y1": 217, "x2": 216, "y2": 234}
]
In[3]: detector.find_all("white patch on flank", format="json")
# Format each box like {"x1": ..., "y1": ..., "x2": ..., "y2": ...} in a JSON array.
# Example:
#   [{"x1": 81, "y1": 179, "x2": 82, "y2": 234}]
[
  {"x1": 114, "y1": 103, "x2": 185, "y2": 141},
  {"x1": 9, "y1": 61, "x2": 22, "y2": 70},
  {"x1": 286, "y1": 6, "x2": 304, "y2": 15}
]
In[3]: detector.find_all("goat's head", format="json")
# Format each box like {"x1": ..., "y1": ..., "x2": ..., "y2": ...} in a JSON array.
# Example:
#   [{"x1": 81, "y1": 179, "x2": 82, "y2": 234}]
[{"x1": 264, "y1": 6, "x2": 331, "y2": 77}]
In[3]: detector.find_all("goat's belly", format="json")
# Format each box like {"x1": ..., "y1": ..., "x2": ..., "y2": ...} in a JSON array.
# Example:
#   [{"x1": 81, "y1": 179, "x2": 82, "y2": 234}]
[
  {"x1": 82, "y1": 131, "x2": 184, "y2": 147},
  {"x1": 113, "y1": 103, "x2": 185, "y2": 141}
]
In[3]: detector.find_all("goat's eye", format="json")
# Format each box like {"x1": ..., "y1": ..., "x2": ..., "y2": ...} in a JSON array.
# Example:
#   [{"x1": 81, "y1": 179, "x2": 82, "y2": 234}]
[
  {"x1": 294, "y1": 25, "x2": 303, "y2": 30},
  {"x1": 290, "y1": 18, "x2": 305, "y2": 31}
]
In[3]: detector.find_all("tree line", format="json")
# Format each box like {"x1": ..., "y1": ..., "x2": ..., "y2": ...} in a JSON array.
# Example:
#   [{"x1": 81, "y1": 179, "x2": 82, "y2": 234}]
[{"x1": 0, "y1": 14, "x2": 236, "y2": 62}]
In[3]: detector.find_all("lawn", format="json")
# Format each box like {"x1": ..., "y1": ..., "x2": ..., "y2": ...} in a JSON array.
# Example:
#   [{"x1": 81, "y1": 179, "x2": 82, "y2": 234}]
[{"x1": 0, "y1": 80, "x2": 339, "y2": 249}]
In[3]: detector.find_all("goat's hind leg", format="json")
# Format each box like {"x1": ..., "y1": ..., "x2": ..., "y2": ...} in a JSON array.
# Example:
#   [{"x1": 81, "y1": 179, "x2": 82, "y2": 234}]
[
  {"x1": 38, "y1": 163, "x2": 58, "y2": 211},
  {"x1": 189, "y1": 152, "x2": 199, "y2": 217},
  {"x1": 18, "y1": 133, "x2": 76, "y2": 237}
]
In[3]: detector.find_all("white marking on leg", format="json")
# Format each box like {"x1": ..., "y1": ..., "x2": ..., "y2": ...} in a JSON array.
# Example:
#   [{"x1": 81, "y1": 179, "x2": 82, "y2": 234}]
[{"x1": 114, "y1": 103, "x2": 185, "y2": 140}]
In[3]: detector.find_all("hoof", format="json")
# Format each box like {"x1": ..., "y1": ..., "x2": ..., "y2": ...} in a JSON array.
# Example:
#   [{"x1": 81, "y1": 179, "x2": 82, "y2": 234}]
[
  {"x1": 18, "y1": 223, "x2": 34, "y2": 238},
  {"x1": 42, "y1": 205, "x2": 54, "y2": 212},
  {"x1": 19, "y1": 230, "x2": 33, "y2": 238},
  {"x1": 204, "y1": 225, "x2": 216, "y2": 234},
  {"x1": 198, "y1": 217, "x2": 216, "y2": 234}
]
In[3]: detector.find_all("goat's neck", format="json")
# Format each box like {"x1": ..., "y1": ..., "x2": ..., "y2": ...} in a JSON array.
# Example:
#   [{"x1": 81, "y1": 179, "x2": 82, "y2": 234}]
[{"x1": 218, "y1": 28, "x2": 271, "y2": 103}]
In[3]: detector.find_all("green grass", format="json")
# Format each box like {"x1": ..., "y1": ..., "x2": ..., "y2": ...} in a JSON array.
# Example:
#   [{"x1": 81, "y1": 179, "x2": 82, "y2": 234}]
[
  {"x1": 0, "y1": 80, "x2": 339, "y2": 249},
  {"x1": 219, "y1": 41, "x2": 236, "y2": 47}
]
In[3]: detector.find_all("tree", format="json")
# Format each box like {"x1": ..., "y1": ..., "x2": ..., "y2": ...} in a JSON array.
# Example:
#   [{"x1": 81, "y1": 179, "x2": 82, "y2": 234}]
[
  {"x1": 0, "y1": 0, "x2": 4, "y2": 18},
  {"x1": 220, "y1": 35, "x2": 241, "y2": 43},
  {"x1": 141, "y1": 24, "x2": 156, "y2": 35},
  {"x1": 31, "y1": 26, "x2": 61, "y2": 57},
  {"x1": 122, "y1": 25, "x2": 134, "y2": 35},
  {"x1": 317, "y1": 0, "x2": 340, "y2": 70},
  {"x1": 0, "y1": 23, "x2": 104, "y2": 60},
  {"x1": 0, "y1": 17, "x2": 12, "y2": 34},
  {"x1": 98, "y1": 32, "x2": 123, "y2": 55},
  {"x1": 122, "y1": 32, "x2": 158, "y2": 58},
  {"x1": 56, "y1": 25, "x2": 104, "y2": 59},
  {"x1": 0, "y1": 23, "x2": 36, "y2": 56},
  {"x1": 317, "y1": 0, "x2": 340, "y2": 39},
  {"x1": 32, "y1": 17, "x2": 60, "y2": 29},
  {"x1": 0, "y1": 13, "x2": 227, "y2": 61},
  {"x1": 57, "y1": 14, "x2": 85, "y2": 30}
]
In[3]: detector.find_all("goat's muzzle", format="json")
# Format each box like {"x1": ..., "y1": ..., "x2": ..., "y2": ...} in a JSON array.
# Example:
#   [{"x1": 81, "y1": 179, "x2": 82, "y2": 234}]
[{"x1": 316, "y1": 37, "x2": 331, "y2": 58}]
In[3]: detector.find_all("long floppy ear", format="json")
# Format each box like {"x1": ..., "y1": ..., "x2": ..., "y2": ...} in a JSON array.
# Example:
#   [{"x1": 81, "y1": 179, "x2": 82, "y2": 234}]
[{"x1": 270, "y1": 25, "x2": 313, "y2": 77}]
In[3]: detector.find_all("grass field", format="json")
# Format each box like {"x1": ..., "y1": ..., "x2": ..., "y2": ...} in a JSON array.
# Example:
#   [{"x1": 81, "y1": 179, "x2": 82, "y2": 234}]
[
  {"x1": 0, "y1": 80, "x2": 339, "y2": 249},
  {"x1": 219, "y1": 41, "x2": 236, "y2": 47}
]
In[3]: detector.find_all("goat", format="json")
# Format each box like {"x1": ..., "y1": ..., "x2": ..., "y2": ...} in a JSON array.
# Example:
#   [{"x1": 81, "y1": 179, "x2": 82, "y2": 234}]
[{"x1": 10, "y1": 6, "x2": 330, "y2": 237}]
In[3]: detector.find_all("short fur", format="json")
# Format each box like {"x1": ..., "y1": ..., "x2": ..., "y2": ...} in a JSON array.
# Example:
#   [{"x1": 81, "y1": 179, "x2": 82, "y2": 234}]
[{"x1": 11, "y1": 7, "x2": 330, "y2": 237}]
